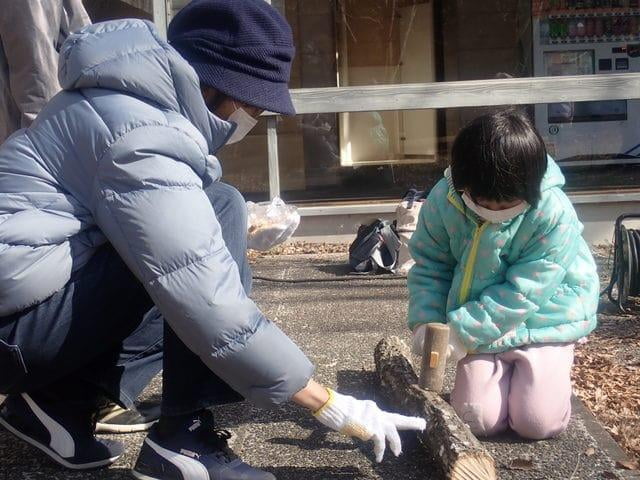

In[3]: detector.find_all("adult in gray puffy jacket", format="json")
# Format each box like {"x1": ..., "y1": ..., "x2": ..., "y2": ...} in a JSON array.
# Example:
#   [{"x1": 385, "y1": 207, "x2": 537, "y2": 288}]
[{"x1": 0, "y1": 1, "x2": 425, "y2": 478}]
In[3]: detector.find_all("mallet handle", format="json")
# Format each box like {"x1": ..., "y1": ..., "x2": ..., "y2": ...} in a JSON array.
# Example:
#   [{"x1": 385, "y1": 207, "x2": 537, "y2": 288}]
[{"x1": 419, "y1": 323, "x2": 450, "y2": 393}]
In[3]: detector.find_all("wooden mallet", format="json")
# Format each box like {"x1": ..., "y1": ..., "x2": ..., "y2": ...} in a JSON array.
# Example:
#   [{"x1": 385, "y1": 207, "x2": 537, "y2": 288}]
[{"x1": 419, "y1": 323, "x2": 450, "y2": 394}]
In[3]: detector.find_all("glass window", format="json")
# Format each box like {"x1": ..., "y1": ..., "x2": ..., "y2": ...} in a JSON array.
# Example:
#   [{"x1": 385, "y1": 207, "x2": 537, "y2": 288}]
[
  {"x1": 84, "y1": 0, "x2": 152, "y2": 21},
  {"x1": 171, "y1": 0, "x2": 190, "y2": 18},
  {"x1": 277, "y1": 102, "x2": 640, "y2": 203},
  {"x1": 280, "y1": 1, "x2": 439, "y2": 183},
  {"x1": 217, "y1": 119, "x2": 270, "y2": 203},
  {"x1": 276, "y1": 0, "x2": 640, "y2": 202},
  {"x1": 277, "y1": 109, "x2": 444, "y2": 203},
  {"x1": 276, "y1": 114, "x2": 431, "y2": 202},
  {"x1": 167, "y1": 0, "x2": 640, "y2": 201},
  {"x1": 283, "y1": 0, "x2": 610, "y2": 87}
]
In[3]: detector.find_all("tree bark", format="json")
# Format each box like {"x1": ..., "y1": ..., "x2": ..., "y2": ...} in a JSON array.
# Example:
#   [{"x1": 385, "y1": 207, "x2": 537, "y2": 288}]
[{"x1": 375, "y1": 336, "x2": 497, "y2": 480}]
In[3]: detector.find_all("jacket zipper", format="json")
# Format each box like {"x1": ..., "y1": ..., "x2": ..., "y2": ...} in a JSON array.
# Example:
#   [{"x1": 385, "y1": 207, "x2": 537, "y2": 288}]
[
  {"x1": 458, "y1": 222, "x2": 489, "y2": 304},
  {"x1": 447, "y1": 189, "x2": 488, "y2": 304}
]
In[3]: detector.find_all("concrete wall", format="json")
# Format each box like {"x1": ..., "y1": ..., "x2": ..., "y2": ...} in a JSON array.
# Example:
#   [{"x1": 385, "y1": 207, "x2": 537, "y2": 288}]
[
  {"x1": 574, "y1": 202, "x2": 640, "y2": 245},
  {"x1": 292, "y1": 201, "x2": 640, "y2": 246},
  {"x1": 293, "y1": 212, "x2": 379, "y2": 244}
]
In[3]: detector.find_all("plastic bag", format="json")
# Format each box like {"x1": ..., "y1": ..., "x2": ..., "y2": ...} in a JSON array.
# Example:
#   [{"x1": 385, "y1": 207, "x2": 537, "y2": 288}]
[
  {"x1": 395, "y1": 189, "x2": 428, "y2": 276},
  {"x1": 247, "y1": 197, "x2": 300, "y2": 251}
]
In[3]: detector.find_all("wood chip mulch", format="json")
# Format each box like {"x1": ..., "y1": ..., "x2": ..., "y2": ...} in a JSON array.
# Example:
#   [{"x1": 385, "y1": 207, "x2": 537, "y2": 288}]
[
  {"x1": 248, "y1": 242, "x2": 349, "y2": 261},
  {"x1": 573, "y1": 322, "x2": 640, "y2": 462},
  {"x1": 573, "y1": 246, "x2": 640, "y2": 463}
]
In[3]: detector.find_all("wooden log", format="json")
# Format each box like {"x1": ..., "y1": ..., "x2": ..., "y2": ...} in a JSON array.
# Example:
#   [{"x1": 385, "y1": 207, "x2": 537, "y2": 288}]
[
  {"x1": 375, "y1": 336, "x2": 497, "y2": 480},
  {"x1": 419, "y1": 323, "x2": 450, "y2": 393}
]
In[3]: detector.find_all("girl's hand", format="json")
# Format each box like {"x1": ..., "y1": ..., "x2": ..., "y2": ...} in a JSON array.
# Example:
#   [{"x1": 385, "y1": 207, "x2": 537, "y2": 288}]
[
  {"x1": 447, "y1": 330, "x2": 468, "y2": 363},
  {"x1": 411, "y1": 324, "x2": 428, "y2": 356}
]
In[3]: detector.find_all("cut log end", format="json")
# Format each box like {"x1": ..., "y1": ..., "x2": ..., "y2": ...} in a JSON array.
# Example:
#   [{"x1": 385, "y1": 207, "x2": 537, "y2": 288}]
[{"x1": 451, "y1": 453, "x2": 497, "y2": 480}]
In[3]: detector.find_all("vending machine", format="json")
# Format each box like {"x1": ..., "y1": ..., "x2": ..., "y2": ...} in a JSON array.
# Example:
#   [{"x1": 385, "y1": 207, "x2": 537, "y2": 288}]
[{"x1": 532, "y1": 0, "x2": 640, "y2": 167}]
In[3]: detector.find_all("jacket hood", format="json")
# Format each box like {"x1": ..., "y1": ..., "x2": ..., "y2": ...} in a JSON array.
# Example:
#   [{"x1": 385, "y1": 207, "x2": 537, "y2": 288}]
[
  {"x1": 540, "y1": 156, "x2": 565, "y2": 192},
  {"x1": 58, "y1": 19, "x2": 233, "y2": 153}
]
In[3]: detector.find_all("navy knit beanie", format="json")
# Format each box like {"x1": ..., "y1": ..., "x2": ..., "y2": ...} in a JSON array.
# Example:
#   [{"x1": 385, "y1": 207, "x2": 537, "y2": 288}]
[{"x1": 168, "y1": 0, "x2": 296, "y2": 115}]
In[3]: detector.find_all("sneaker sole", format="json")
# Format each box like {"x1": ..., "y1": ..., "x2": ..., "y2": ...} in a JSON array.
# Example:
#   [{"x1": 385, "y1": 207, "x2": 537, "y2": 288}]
[
  {"x1": 96, "y1": 419, "x2": 159, "y2": 434},
  {"x1": 0, "y1": 415, "x2": 121, "y2": 470}
]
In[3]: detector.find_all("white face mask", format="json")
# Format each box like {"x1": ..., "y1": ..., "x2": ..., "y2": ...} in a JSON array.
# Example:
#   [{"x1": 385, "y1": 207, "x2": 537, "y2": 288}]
[
  {"x1": 461, "y1": 192, "x2": 528, "y2": 223},
  {"x1": 226, "y1": 106, "x2": 258, "y2": 145}
]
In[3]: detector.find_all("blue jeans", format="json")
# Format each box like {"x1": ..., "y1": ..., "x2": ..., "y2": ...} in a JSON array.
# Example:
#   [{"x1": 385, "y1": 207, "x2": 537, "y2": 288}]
[{"x1": 0, "y1": 183, "x2": 250, "y2": 415}]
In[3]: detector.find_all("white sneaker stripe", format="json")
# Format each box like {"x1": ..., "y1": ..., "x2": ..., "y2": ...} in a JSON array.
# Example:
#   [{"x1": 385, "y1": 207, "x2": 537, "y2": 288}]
[
  {"x1": 145, "y1": 437, "x2": 210, "y2": 480},
  {"x1": 21, "y1": 393, "x2": 75, "y2": 458},
  {"x1": 98, "y1": 404, "x2": 127, "y2": 423}
]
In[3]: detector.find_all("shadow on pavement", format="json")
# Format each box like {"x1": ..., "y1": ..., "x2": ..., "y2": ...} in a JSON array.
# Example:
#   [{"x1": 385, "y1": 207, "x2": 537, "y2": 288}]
[
  {"x1": 316, "y1": 263, "x2": 353, "y2": 277},
  {"x1": 265, "y1": 465, "x2": 364, "y2": 479},
  {"x1": 269, "y1": 427, "x2": 357, "y2": 451}
]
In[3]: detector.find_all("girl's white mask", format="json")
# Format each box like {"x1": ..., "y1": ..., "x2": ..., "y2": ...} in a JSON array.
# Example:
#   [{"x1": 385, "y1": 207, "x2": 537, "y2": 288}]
[
  {"x1": 461, "y1": 192, "x2": 528, "y2": 223},
  {"x1": 226, "y1": 105, "x2": 258, "y2": 145}
]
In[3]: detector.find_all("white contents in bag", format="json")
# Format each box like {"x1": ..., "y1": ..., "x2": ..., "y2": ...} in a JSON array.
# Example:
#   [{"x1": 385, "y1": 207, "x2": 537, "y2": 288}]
[
  {"x1": 247, "y1": 197, "x2": 300, "y2": 251},
  {"x1": 395, "y1": 199, "x2": 424, "y2": 276}
]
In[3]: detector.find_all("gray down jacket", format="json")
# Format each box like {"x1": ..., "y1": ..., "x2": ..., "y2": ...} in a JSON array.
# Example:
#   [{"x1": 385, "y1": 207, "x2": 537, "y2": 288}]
[{"x1": 0, "y1": 19, "x2": 314, "y2": 408}]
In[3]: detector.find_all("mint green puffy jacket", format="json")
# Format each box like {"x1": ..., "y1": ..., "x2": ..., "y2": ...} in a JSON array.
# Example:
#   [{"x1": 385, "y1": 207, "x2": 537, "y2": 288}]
[{"x1": 407, "y1": 159, "x2": 598, "y2": 353}]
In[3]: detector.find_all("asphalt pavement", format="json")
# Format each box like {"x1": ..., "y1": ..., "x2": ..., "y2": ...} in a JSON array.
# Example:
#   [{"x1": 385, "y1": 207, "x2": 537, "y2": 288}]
[{"x1": 0, "y1": 253, "x2": 636, "y2": 480}]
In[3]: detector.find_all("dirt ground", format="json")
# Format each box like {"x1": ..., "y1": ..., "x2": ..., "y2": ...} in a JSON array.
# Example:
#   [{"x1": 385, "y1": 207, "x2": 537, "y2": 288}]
[
  {"x1": 575, "y1": 246, "x2": 640, "y2": 465},
  {"x1": 247, "y1": 241, "x2": 349, "y2": 260},
  {"x1": 254, "y1": 242, "x2": 640, "y2": 467}
]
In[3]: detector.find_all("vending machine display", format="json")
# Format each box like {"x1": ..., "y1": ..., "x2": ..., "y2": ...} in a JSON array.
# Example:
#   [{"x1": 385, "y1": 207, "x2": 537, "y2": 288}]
[{"x1": 532, "y1": 0, "x2": 640, "y2": 166}]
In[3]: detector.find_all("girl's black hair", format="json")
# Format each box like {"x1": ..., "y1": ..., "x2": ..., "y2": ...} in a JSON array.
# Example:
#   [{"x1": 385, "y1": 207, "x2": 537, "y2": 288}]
[{"x1": 450, "y1": 108, "x2": 548, "y2": 207}]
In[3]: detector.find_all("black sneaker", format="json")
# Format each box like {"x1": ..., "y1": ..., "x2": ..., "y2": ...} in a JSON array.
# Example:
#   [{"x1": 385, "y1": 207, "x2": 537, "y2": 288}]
[
  {"x1": 95, "y1": 399, "x2": 161, "y2": 434},
  {"x1": 0, "y1": 393, "x2": 123, "y2": 470},
  {"x1": 132, "y1": 410, "x2": 275, "y2": 480}
]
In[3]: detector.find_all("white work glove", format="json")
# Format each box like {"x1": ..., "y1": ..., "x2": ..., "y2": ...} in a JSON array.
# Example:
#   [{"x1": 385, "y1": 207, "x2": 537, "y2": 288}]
[
  {"x1": 313, "y1": 389, "x2": 426, "y2": 462},
  {"x1": 411, "y1": 324, "x2": 468, "y2": 362}
]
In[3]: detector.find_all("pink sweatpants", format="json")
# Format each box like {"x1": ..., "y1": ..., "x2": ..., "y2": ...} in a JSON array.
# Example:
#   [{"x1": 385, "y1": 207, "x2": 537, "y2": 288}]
[{"x1": 450, "y1": 343, "x2": 574, "y2": 440}]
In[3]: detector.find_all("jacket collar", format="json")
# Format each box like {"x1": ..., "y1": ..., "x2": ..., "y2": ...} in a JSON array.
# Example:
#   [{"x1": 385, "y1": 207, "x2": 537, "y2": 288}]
[{"x1": 444, "y1": 167, "x2": 481, "y2": 223}]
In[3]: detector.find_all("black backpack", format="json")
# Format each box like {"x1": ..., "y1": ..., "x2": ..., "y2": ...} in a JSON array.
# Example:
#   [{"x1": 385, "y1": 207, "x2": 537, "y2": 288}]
[{"x1": 349, "y1": 219, "x2": 401, "y2": 274}]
